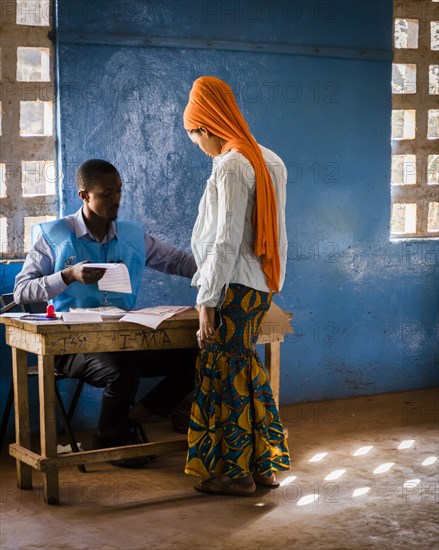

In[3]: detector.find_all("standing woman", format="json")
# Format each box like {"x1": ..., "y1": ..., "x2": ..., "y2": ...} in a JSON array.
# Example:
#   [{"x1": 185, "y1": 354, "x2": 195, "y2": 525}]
[{"x1": 184, "y1": 76, "x2": 290, "y2": 495}]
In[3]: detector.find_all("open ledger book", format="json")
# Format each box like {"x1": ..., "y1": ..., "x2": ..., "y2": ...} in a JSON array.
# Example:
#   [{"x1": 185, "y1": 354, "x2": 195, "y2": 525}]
[
  {"x1": 63, "y1": 305, "x2": 194, "y2": 329},
  {"x1": 120, "y1": 306, "x2": 194, "y2": 329}
]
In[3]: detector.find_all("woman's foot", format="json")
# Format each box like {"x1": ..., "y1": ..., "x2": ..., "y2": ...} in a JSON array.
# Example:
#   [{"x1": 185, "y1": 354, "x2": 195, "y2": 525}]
[
  {"x1": 195, "y1": 476, "x2": 256, "y2": 496},
  {"x1": 252, "y1": 473, "x2": 280, "y2": 488}
]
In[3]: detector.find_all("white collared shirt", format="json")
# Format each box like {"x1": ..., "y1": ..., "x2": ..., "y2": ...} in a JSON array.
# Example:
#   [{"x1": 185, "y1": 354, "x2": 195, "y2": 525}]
[{"x1": 191, "y1": 145, "x2": 288, "y2": 307}]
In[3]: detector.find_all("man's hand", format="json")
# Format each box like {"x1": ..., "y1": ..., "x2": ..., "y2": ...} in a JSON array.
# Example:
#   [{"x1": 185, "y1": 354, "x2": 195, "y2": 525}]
[
  {"x1": 61, "y1": 261, "x2": 107, "y2": 285},
  {"x1": 197, "y1": 305, "x2": 218, "y2": 349}
]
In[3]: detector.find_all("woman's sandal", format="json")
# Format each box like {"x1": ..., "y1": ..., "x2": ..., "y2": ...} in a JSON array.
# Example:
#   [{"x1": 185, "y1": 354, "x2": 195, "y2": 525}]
[
  {"x1": 252, "y1": 474, "x2": 280, "y2": 488},
  {"x1": 195, "y1": 477, "x2": 256, "y2": 496}
]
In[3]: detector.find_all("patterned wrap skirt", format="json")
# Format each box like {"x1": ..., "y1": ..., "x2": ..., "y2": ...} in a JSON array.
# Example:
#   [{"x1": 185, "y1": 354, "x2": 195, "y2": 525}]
[{"x1": 185, "y1": 283, "x2": 291, "y2": 479}]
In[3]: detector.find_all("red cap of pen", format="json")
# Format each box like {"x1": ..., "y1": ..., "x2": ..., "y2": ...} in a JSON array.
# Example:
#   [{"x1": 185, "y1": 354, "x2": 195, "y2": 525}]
[{"x1": 46, "y1": 304, "x2": 56, "y2": 318}]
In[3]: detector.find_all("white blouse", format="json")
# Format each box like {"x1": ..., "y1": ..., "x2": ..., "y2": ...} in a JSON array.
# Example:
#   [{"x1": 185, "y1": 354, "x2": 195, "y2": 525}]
[{"x1": 191, "y1": 144, "x2": 288, "y2": 307}]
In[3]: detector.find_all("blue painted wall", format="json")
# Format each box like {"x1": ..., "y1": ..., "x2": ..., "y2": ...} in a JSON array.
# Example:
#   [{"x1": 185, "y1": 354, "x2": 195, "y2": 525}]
[{"x1": 1, "y1": 0, "x2": 437, "y2": 436}]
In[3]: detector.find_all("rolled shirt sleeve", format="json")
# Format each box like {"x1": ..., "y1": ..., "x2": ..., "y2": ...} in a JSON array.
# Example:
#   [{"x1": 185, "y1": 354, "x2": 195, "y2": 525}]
[
  {"x1": 145, "y1": 234, "x2": 197, "y2": 278},
  {"x1": 13, "y1": 235, "x2": 68, "y2": 304}
]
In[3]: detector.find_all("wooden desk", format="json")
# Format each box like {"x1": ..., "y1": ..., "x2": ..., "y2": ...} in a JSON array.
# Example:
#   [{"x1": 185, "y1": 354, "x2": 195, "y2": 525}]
[{"x1": 0, "y1": 306, "x2": 291, "y2": 504}]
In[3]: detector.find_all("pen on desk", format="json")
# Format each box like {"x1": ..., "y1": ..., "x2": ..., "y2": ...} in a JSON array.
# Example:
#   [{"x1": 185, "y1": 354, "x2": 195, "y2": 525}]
[
  {"x1": 21, "y1": 305, "x2": 59, "y2": 320},
  {"x1": 21, "y1": 315, "x2": 59, "y2": 320}
]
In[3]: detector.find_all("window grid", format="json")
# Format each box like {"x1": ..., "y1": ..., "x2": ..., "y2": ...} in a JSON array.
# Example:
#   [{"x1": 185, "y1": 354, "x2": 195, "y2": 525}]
[
  {"x1": 0, "y1": 0, "x2": 56, "y2": 258},
  {"x1": 391, "y1": 0, "x2": 439, "y2": 238}
]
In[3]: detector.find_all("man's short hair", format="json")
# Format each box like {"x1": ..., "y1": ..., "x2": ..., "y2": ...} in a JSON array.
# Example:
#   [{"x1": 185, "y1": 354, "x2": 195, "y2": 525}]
[{"x1": 76, "y1": 159, "x2": 119, "y2": 192}]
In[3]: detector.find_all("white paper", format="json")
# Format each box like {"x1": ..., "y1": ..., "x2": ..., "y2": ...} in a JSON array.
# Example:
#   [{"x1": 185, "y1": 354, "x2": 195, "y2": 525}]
[
  {"x1": 61, "y1": 312, "x2": 103, "y2": 323},
  {"x1": 86, "y1": 263, "x2": 132, "y2": 294},
  {"x1": 57, "y1": 443, "x2": 83, "y2": 454},
  {"x1": 120, "y1": 305, "x2": 193, "y2": 329},
  {"x1": 70, "y1": 306, "x2": 126, "y2": 313},
  {"x1": 69, "y1": 306, "x2": 126, "y2": 319},
  {"x1": 0, "y1": 312, "x2": 27, "y2": 318}
]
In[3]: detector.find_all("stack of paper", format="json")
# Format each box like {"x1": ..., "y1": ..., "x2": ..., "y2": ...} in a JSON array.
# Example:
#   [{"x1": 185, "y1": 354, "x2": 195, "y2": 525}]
[
  {"x1": 61, "y1": 305, "x2": 194, "y2": 327},
  {"x1": 70, "y1": 306, "x2": 126, "y2": 318},
  {"x1": 86, "y1": 263, "x2": 132, "y2": 294},
  {"x1": 120, "y1": 306, "x2": 194, "y2": 329},
  {"x1": 61, "y1": 311, "x2": 103, "y2": 323}
]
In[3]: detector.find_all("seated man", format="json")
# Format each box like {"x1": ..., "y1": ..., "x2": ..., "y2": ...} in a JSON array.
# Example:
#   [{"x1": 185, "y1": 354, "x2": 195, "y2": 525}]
[{"x1": 14, "y1": 159, "x2": 197, "y2": 466}]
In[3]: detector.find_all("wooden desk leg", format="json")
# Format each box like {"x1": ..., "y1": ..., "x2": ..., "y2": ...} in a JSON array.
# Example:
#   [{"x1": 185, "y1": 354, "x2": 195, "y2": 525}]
[
  {"x1": 265, "y1": 342, "x2": 281, "y2": 409},
  {"x1": 38, "y1": 355, "x2": 59, "y2": 504},
  {"x1": 11, "y1": 347, "x2": 33, "y2": 490}
]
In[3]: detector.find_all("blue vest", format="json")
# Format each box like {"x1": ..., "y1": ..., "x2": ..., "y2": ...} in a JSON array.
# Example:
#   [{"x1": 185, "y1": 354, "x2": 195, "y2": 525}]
[{"x1": 39, "y1": 218, "x2": 146, "y2": 311}]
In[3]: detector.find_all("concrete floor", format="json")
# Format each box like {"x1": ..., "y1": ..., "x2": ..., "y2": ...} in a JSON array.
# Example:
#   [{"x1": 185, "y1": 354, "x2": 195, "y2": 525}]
[{"x1": 0, "y1": 388, "x2": 438, "y2": 550}]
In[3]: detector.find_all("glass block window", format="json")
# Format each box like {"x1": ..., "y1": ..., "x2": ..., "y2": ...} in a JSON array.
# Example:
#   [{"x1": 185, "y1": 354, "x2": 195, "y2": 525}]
[
  {"x1": 22, "y1": 161, "x2": 56, "y2": 196},
  {"x1": 392, "y1": 63, "x2": 417, "y2": 94},
  {"x1": 431, "y1": 21, "x2": 439, "y2": 50},
  {"x1": 428, "y1": 109, "x2": 439, "y2": 139},
  {"x1": 391, "y1": 155, "x2": 417, "y2": 185},
  {"x1": 0, "y1": 1, "x2": 56, "y2": 258},
  {"x1": 394, "y1": 18, "x2": 419, "y2": 49},
  {"x1": 0, "y1": 218, "x2": 7, "y2": 254},
  {"x1": 20, "y1": 101, "x2": 53, "y2": 136},
  {"x1": 428, "y1": 155, "x2": 439, "y2": 184},
  {"x1": 16, "y1": 0, "x2": 50, "y2": 27},
  {"x1": 24, "y1": 215, "x2": 56, "y2": 252},
  {"x1": 17, "y1": 47, "x2": 50, "y2": 81},
  {"x1": 391, "y1": 1, "x2": 439, "y2": 238},
  {"x1": 0, "y1": 164, "x2": 6, "y2": 198},
  {"x1": 427, "y1": 201, "x2": 439, "y2": 231},
  {"x1": 391, "y1": 203, "x2": 417, "y2": 235},
  {"x1": 391, "y1": 110, "x2": 416, "y2": 139},
  {"x1": 429, "y1": 65, "x2": 439, "y2": 94}
]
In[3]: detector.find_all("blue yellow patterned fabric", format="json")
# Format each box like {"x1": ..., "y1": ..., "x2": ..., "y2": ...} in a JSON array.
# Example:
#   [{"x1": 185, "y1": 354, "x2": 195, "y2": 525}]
[{"x1": 185, "y1": 284, "x2": 291, "y2": 479}]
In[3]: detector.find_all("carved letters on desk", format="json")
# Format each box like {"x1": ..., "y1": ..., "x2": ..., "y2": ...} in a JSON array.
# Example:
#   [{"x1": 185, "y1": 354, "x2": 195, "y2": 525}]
[
  {"x1": 119, "y1": 329, "x2": 171, "y2": 350},
  {"x1": 7, "y1": 328, "x2": 43, "y2": 354},
  {"x1": 4, "y1": 318, "x2": 197, "y2": 356},
  {"x1": 48, "y1": 334, "x2": 89, "y2": 354},
  {"x1": 43, "y1": 328, "x2": 177, "y2": 355}
]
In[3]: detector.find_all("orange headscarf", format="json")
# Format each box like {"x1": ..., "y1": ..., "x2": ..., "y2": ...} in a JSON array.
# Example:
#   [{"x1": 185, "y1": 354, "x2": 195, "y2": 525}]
[{"x1": 183, "y1": 76, "x2": 280, "y2": 293}]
